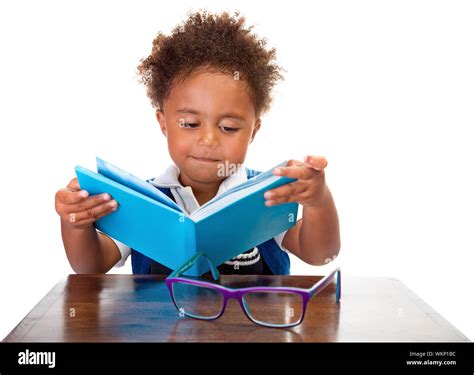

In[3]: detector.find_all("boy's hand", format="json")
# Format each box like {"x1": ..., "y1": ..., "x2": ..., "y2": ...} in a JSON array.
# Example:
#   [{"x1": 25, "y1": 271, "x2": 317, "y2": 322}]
[
  {"x1": 55, "y1": 177, "x2": 119, "y2": 230},
  {"x1": 264, "y1": 155, "x2": 329, "y2": 209}
]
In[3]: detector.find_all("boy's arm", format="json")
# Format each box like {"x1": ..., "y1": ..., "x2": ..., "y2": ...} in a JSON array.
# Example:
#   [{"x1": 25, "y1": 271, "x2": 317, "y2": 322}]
[
  {"x1": 61, "y1": 220, "x2": 121, "y2": 274},
  {"x1": 282, "y1": 184, "x2": 341, "y2": 266}
]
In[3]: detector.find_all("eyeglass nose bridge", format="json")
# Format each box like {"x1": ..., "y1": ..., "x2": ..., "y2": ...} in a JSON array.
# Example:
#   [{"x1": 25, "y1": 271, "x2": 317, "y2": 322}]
[
  {"x1": 214, "y1": 289, "x2": 247, "y2": 320},
  {"x1": 213, "y1": 288, "x2": 264, "y2": 324}
]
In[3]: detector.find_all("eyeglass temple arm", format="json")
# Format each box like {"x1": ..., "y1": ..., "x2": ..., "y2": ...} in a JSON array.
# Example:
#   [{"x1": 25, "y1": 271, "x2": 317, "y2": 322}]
[
  {"x1": 309, "y1": 267, "x2": 341, "y2": 302},
  {"x1": 168, "y1": 252, "x2": 220, "y2": 280}
]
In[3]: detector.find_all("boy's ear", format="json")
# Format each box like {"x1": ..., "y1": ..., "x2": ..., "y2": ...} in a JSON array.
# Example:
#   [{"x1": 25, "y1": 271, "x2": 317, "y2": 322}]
[
  {"x1": 249, "y1": 118, "x2": 261, "y2": 144},
  {"x1": 156, "y1": 109, "x2": 167, "y2": 138}
]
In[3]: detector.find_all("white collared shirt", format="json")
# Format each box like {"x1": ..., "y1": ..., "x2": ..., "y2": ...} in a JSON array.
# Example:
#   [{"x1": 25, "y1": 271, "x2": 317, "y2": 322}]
[{"x1": 100, "y1": 163, "x2": 291, "y2": 268}]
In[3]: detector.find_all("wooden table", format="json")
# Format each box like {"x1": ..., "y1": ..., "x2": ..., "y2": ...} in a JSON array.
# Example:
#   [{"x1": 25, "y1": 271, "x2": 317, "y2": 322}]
[{"x1": 3, "y1": 274, "x2": 470, "y2": 342}]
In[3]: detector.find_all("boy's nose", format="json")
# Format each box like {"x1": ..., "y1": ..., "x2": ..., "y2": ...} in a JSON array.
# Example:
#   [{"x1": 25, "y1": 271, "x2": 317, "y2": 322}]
[{"x1": 197, "y1": 127, "x2": 219, "y2": 148}]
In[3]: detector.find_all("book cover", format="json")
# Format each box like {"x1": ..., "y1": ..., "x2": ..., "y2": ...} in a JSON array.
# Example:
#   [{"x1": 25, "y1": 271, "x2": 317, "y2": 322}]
[{"x1": 75, "y1": 157, "x2": 299, "y2": 275}]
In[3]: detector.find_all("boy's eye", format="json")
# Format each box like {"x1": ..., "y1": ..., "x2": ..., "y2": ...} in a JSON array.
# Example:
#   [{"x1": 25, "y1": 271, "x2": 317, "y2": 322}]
[
  {"x1": 178, "y1": 121, "x2": 239, "y2": 133},
  {"x1": 220, "y1": 126, "x2": 239, "y2": 133},
  {"x1": 179, "y1": 122, "x2": 199, "y2": 129}
]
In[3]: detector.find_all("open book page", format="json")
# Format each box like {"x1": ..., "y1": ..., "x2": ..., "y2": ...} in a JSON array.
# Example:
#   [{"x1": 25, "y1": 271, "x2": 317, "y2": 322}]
[
  {"x1": 95, "y1": 157, "x2": 289, "y2": 222},
  {"x1": 96, "y1": 157, "x2": 183, "y2": 213},
  {"x1": 196, "y1": 161, "x2": 288, "y2": 210},
  {"x1": 190, "y1": 161, "x2": 290, "y2": 222}
]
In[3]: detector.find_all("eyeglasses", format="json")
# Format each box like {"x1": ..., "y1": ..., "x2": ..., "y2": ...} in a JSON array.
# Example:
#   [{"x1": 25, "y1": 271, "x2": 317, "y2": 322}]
[{"x1": 166, "y1": 252, "x2": 341, "y2": 328}]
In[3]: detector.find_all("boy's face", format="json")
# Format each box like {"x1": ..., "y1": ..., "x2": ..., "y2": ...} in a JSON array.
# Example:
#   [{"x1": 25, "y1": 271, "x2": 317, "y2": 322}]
[{"x1": 156, "y1": 68, "x2": 261, "y2": 188}]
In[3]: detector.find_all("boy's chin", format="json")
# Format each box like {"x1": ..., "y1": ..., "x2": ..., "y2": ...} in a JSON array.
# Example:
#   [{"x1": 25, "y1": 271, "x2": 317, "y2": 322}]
[{"x1": 182, "y1": 167, "x2": 225, "y2": 184}]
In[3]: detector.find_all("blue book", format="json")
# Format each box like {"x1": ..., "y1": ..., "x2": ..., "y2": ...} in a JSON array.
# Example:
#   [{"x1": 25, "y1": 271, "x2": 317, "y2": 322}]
[{"x1": 75, "y1": 157, "x2": 299, "y2": 275}]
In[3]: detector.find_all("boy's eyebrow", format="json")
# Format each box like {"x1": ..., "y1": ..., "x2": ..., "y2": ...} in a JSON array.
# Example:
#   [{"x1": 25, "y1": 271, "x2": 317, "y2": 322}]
[
  {"x1": 176, "y1": 107, "x2": 246, "y2": 121},
  {"x1": 176, "y1": 107, "x2": 200, "y2": 115}
]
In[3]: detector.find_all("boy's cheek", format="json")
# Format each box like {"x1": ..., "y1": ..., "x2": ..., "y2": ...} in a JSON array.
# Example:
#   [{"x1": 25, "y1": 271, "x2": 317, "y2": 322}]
[
  {"x1": 222, "y1": 138, "x2": 250, "y2": 162},
  {"x1": 167, "y1": 136, "x2": 192, "y2": 155},
  {"x1": 167, "y1": 145, "x2": 191, "y2": 168}
]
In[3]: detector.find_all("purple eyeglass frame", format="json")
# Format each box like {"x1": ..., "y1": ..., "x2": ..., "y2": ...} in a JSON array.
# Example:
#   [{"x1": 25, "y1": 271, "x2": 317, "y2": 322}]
[{"x1": 165, "y1": 252, "x2": 341, "y2": 328}]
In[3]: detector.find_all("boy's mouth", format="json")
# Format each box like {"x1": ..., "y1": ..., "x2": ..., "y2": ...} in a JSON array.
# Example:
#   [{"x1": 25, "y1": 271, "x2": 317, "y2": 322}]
[{"x1": 189, "y1": 156, "x2": 221, "y2": 163}]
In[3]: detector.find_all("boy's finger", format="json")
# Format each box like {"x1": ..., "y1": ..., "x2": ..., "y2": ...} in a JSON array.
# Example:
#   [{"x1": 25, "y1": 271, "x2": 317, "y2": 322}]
[
  {"x1": 67, "y1": 193, "x2": 113, "y2": 213},
  {"x1": 264, "y1": 181, "x2": 303, "y2": 200},
  {"x1": 303, "y1": 155, "x2": 328, "y2": 170},
  {"x1": 69, "y1": 200, "x2": 118, "y2": 223},
  {"x1": 57, "y1": 188, "x2": 89, "y2": 204},
  {"x1": 67, "y1": 177, "x2": 81, "y2": 191},
  {"x1": 273, "y1": 165, "x2": 315, "y2": 180},
  {"x1": 72, "y1": 205, "x2": 118, "y2": 227},
  {"x1": 286, "y1": 159, "x2": 305, "y2": 167},
  {"x1": 265, "y1": 194, "x2": 298, "y2": 206}
]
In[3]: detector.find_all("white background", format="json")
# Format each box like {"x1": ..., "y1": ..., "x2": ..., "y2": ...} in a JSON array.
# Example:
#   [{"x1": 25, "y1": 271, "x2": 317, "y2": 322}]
[{"x1": 0, "y1": 0, "x2": 473, "y2": 341}]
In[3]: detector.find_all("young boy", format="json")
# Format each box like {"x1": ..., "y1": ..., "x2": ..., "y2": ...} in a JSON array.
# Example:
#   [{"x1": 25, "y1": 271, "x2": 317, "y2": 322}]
[{"x1": 54, "y1": 10, "x2": 340, "y2": 275}]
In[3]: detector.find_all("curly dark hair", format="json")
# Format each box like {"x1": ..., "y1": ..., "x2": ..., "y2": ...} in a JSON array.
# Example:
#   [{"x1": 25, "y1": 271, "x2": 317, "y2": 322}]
[{"x1": 137, "y1": 10, "x2": 284, "y2": 116}]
